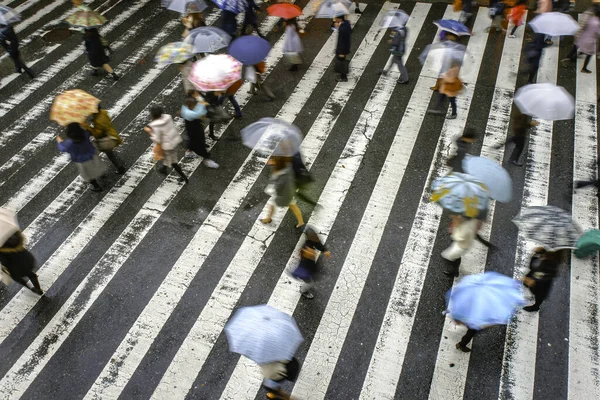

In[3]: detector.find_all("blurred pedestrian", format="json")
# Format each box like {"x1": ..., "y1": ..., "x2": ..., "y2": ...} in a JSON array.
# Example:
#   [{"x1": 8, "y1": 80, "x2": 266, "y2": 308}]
[
  {"x1": 261, "y1": 156, "x2": 305, "y2": 228},
  {"x1": 572, "y1": 6, "x2": 600, "y2": 74},
  {"x1": 248, "y1": 62, "x2": 275, "y2": 100},
  {"x1": 84, "y1": 104, "x2": 126, "y2": 174},
  {"x1": 291, "y1": 226, "x2": 331, "y2": 299},
  {"x1": 57, "y1": 123, "x2": 106, "y2": 192},
  {"x1": 525, "y1": 33, "x2": 548, "y2": 83},
  {"x1": 241, "y1": 0, "x2": 265, "y2": 38},
  {"x1": 486, "y1": 0, "x2": 506, "y2": 33},
  {"x1": 178, "y1": 59, "x2": 197, "y2": 96},
  {"x1": 84, "y1": 28, "x2": 119, "y2": 80},
  {"x1": 333, "y1": 15, "x2": 351, "y2": 82},
  {"x1": 522, "y1": 247, "x2": 562, "y2": 312},
  {"x1": 507, "y1": 0, "x2": 527, "y2": 38},
  {"x1": 441, "y1": 215, "x2": 478, "y2": 277},
  {"x1": 201, "y1": 90, "x2": 225, "y2": 140},
  {"x1": 261, "y1": 357, "x2": 300, "y2": 400},
  {"x1": 283, "y1": 18, "x2": 303, "y2": 72},
  {"x1": 144, "y1": 106, "x2": 189, "y2": 183},
  {"x1": 222, "y1": 79, "x2": 243, "y2": 118},
  {"x1": 430, "y1": 32, "x2": 459, "y2": 91},
  {"x1": 182, "y1": 10, "x2": 205, "y2": 39},
  {"x1": 428, "y1": 58, "x2": 462, "y2": 119},
  {"x1": 495, "y1": 111, "x2": 538, "y2": 166},
  {"x1": 447, "y1": 128, "x2": 475, "y2": 173},
  {"x1": 0, "y1": 23, "x2": 34, "y2": 78},
  {"x1": 561, "y1": 5, "x2": 598, "y2": 65},
  {"x1": 379, "y1": 26, "x2": 409, "y2": 84},
  {"x1": 454, "y1": 320, "x2": 480, "y2": 352},
  {"x1": 0, "y1": 231, "x2": 43, "y2": 295},
  {"x1": 535, "y1": 0, "x2": 554, "y2": 45},
  {"x1": 180, "y1": 95, "x2": 220, "y2": 168},
  {"x1": 221, "y1": 9, "x2": 238, "y2": 38}
]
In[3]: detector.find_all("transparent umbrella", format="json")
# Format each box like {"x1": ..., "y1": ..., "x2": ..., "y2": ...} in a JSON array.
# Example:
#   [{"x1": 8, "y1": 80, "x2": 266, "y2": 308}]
[
  {"x1": 241, "y1": 118, "x2": 303, "y2": 157},
  {"x1": 379, "y1": 10, "x2": 409, "y2": 29},
  {"x1": 185, "y1": 26, "x2": 231, "y2": 53},
  {"x1": 0, "y1": 5, "x2": 20, "y2": 26},
  {"x1": 162, "y1": 0, "x2": 208, "y2": 13},
  {"x1": 0, "y1": 208, "x2": 20, "y2": 246}
]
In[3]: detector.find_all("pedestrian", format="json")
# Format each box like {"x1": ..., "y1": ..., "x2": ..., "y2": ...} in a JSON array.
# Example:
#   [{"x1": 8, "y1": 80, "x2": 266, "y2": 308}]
[
  {"x1": 248, "y1": 62, "x2": 276, "y2": 100},
  {"x1": 261, "y1": 156, "x2": 305, "y2": 228},
  {"x1": 0, "y1": 230, "x2": 43, "y2": 295},
  {"x1": 291, "y1": 226, "x2": 331, "y2": 299},
  {"x1": 441, "y1": 215, "x2": 479, "y2": 277},
  {"x1": 525, "y1": 33, "x2": 547, "y2": 83},
  {"x1": 522, "y1": 247, "x2": 562, "y2": 312},
  {"x1": 454, "y1": 320, "x2": 480, "y2": 352},
  {"x1": 181, "y1": 9, "x2": 206, "y2": 39},
  {"x1": 201, "y1": 90, "x2": 226, "y2": 140},
  {"x1": 260, "y1": 357, "x2": 300, "y2": 399},
  {"x1": 241, "y1": 0, "x2": 265, "y2": 38},
  {"x1": 56, "y1": 123, "x2": 106, "y2": 192},
  {"x1": 572, "y1": 6, "x2": 600, "y2": 74},
  {"x1": 535, "y1": 0, "x2": 554, "y2": 45},
  {"x1": 83, "y1": 28, "x2": 119, "y2": 80},
  {"x1": 507, "y1": 0, "x2": 527, "y2": 38},
  {"x1": 486, "y1": 0, "x2": 506, "y2": 33},
  {"x1": 456, "y1": 0, "x2": 473, "y2": 24},
  {"x1": 379, "y1": 25, "x2": 409, "y2": 84},
  {"x1": 180, "y1": 95, "x2": 220, "y2": 168},
  {"x1": 221, "y1": 79, "x2": 244, "y2": 118},
  {"x1": 561, "y1": 5, "x2": 598, "y2": 65},
  {"x1": 430, "y1": 32, "x2": 459, "y2": 91},
  {"x1": 0, "y1": 23, "x2": 34, "y2": 78},
  {"x1": 283, "y1": 18, "x2": 303, "y2": 72},
  {"x1": 495, "y1": 111, "x2": 538, "y2": 166},
  {"x1": 447, "y1": 128, "x2": 476, "y2": 173},
  {"x1": 428, "y1": 58, "x2": 462, "y2": 119},
  {"x1": 333, "y1": 14, "x2": 351, "y2": 82},
  {"x1": 84, "y1": 104, "x2": 126, "y2": 174},
  {"x1": 221, "y1": 9, "x2": 238, "y2": 38},
  {"x1": 144, "y1": 106, "x2": 189, "y2": 183},
  {"x1": 177, "y1": 59, "x2": 197, "y2": 96}
]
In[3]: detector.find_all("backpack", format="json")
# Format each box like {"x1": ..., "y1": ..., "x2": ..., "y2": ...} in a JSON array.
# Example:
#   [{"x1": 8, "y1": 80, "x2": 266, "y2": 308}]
[{"x1": 292, "y1": 153, "x2": 313, "y2": 188}]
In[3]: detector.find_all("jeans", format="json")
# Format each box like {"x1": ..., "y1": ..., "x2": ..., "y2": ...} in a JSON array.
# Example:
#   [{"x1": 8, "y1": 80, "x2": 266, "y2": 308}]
[{"x1": 219, "y1": 94, "x2": 242, "y2": 116}]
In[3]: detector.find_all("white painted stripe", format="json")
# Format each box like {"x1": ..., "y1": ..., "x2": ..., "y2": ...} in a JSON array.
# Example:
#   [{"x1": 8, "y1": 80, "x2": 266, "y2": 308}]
[
  {"x1": 220, "y1": 4, "x2": 430, "y2": 399},
  {"x1": 568, "y1": 38, "x2": 600, "y2": 399},
  {"x1": 497, "y1": 39, "x2": 559, "y2": 400},
  {"x1": 0, "y1": 44, "x2": 60, "y2": 88},
  {"x1": 428, "y1": 17, "x2": 526, "y2": 400},
  {"x1": 12, "y1": 0, "x2": 46, "y2": 16},
  {"x1": 357, "y1": 10, "x2": 489, "y2": 400},
  {"x1": 12, "y1": 0, "x2": 69, "y2": 35},
  {"x1": 0, "y1": 0, "x2": 151, "y2": 118}
]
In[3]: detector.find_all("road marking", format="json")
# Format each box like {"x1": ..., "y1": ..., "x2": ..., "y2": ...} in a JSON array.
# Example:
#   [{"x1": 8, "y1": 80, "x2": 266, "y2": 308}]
[
  {"x1": 497, "y1": 38, "x2": 559, "y2": 400},
  {"x1": 428, "y1": 15, "x2": 526, "y2": 400}
]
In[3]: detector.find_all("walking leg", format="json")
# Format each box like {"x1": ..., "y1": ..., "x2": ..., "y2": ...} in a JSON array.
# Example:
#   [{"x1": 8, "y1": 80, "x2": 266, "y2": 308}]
[
  {"x1": 104, "y1": 150, "x2": 125, "y2": 173},
  {"x1": 582, "y1": 55, "x2": 592, "y2": 73},
  {"x1": 509, "y1": 25, "x2": 518, "y2": 37},
  {"x1": 103, "y1": 63, "x2": 119, "y2": 80},
  {"x1": 228, "y1": 95, "x2": 242, "y2": 117},
  {"x1": 456, "y1": 328, "x2": 477, "y2": 352},
  {"x1": 448, "y1": 97, "x2": 457, "y2": 118},
  {"x1": 397, "y1": 56, "x2": 409, "y2": 83},
  {"x1": 26, "y1": 272, "x2": 43, "y2": 295},
  {"x1": 509, "y1": 137, "x2": 525, "y2": 166},
  {"x1": 171, "y1": 163, "x2": 189, "y2": 183},
  {"x1": 261, "y1": 204, "x2": 275, "y2": 224},
  {"x1": 89, "y1": 179, "x2": 103, "y2": 192},
  {"x1": 300, "y1": 279, "x2": 315, "y2": 299},
  {"x1": 289, "y1": 203, "x2": 305, "y2": 228},
  {"x1": 209, "y1": 122, "x2": 217, "y2": 140}
]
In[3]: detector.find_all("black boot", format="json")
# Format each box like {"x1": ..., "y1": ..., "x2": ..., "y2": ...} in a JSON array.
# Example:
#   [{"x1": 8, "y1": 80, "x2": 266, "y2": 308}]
[
  {"x1": 172, "y1": 163, "x2": 189, "y2": 183},
  {"x1": 111, "y1": 72, "x2": 119, "y2": 80},
  {"x1": 89, "y1": 179, "x2": 103, "y2": 192},
  {"x1": 443, "y1": 258, "x2": 461, "y2": 277},
  {"x1": 29, "y1": 274, "x2": 44, "y2": 295}
]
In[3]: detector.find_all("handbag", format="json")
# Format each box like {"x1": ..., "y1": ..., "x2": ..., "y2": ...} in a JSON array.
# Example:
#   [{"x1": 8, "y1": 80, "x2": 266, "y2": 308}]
[
  {"x1": 93, "y1": 134, "x2": 118, "y2": 151},
  {"x1": 334, "y1": 58, "x2": 349, "y2": 74},
  {"x1": 284, "y1": 52, "x2": 302, "y2": 65},
  {"x1": 443, "y1": 78, "x2": 463, "y2": 93}
]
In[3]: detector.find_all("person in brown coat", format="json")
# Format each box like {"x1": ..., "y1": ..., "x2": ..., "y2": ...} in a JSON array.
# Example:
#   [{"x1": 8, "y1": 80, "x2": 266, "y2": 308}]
[
  {"x1": 428, "y1": 59, "x2": 462, "y2": 119},
  {"x1": 83, "y1": 105, "x2": 126, "y2": 174},
  {"x1": 0, "y1": 231, "x2": 43, "y2": 295}
]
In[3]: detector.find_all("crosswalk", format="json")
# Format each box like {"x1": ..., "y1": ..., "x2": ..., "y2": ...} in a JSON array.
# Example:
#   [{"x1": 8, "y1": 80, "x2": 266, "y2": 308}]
[{"x1": 0, "y1": 0, "x2": 598, "y2": 398}]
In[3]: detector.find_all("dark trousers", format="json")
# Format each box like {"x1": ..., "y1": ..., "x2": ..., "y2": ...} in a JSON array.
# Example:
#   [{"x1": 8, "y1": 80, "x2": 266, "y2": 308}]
[
  {"x1": 219, "y1": 94, "x2": 242, "y2": 116},
  {"x1": 13, "y1": 272, "x2": 42, "y2": 291},
  {"x1": 507, "y1": 136, "x2": 526, "y2": 162},
  {"x1": 438, "y1": 94, "x2": 457, "y2": 116},
  {"x1": 528, "y1": 63, "x2": 540, "y2": 83},
  {"x1": 104, "y1": 150, "x2": 123, "y2": 170},
  {"x1": 510, "y1": 24, "x2": 519, "y2": 36},
  {"x1": 336, "y1": 56, "x2": 348, "y2": 80},
  {"x1": 9, "y1": 51, "x2": 32, "y2": 76},
  {"x1": 567, "y1": 45, "x2": 578, "y2": 61},
  {"x1": 583, "y1": 54, "x2": 592, "y2": 71},
  {"x1": 530, "y1": 280, "x2": 552, "y2": 308},
  {"x1": 459, "y1": 328, "x2": 477, "y2": 347}
]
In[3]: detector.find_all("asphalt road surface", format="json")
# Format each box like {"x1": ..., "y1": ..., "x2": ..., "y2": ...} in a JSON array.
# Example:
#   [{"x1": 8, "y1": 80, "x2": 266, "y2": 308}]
[{"x1": 0, "y1": 0, "x2": 599, "y2": 399}]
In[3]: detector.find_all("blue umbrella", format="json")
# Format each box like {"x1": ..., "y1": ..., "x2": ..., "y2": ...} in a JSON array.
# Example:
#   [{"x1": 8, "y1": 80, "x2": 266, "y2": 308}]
[
  {"x1": 212, "y1": 0, "x2": 248, "y2": 14},
  {"x1": 446, "y1": 272, "x2": 527, "y2": 330},
  {"x1": 228, "y1": 36, "x2": 270, "y2": 65},
  {"x1": 463, "y1": 156, "x2": 512, "y2": 203},
  {"x1": 434, "y1": 19, "x2": 470, "y2": 36}
]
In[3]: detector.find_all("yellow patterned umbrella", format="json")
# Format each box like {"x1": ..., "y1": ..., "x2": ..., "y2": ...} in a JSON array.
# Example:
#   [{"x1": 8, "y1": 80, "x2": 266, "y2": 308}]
[
  {"x1": 65, "y1": 9, "x2": 107, "y2": 28},
  {"x1": 154, "y1": 42, "x2": 194, "y2": 65},
  {"x1": 50, "y1": 90, "x2": 101, "y2": 126}
]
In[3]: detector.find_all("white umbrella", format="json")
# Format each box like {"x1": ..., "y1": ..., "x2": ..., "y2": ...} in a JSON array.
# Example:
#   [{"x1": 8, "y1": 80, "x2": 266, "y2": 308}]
[
  {"x1": 184, "y1": 26, "x2": 231, "y2": 53},
  {"x1": 241, "y1": 118, "x2": 303, "y2": 157},
  {"x1": 162, "y1": 0, "x2": 208, "y2": 13},
  {"x1": 463, "y1": 156, "x2": 512, "y2": 203},
  {"x1": 314, "y1": 1, "x2": 350, "y2": 18},
  {"x1": 514, "y1": 83, "x2": 575, "y2": 121},
  {"x1": 225, "y1": 305, "x2": 304, "y2": 364},
  {"x1": 380, "y1": 10, "x2": 409, "y2": 29},
  {"x1": 529, "y1": 12, "x2": 580, "y2": 36},
  {"x1": 0, "y1": 209, "x2": 20, "y2": 246}
]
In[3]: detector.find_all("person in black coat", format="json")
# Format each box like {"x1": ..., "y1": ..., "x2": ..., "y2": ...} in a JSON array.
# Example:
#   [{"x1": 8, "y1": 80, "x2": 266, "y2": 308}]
[
  {"x1": 180, "y1": 96, "x2": 220, "y2": 168},
  {"x1": 525, "y1": 33, "x2": 549, "y2": 84},
  {"x1": 291, "y1": 226, "x2": 331, "y2": 299},
  {"x1": 333, "y1": 15, "x2": 351, "y2": 82},
  {"x1": 0, "y1": 231, "x2": 43, "y2": 295},
  {"x1": 495, "y1": 111, "x2": 538, "y2": 166},
  {"x1": 84, "y1": 28, "x2": 118, "y2": 80},
  {"x1": 522, "y1": 248, "x2": 562, "y2": 312},
  {"x1": 0, "y1": 23, "x2": 34, "y2": 78},
  {"x1": 221, "y1": 10, "x2": 238, "y2": 38},
  {"x1": 241, "y1": 0, "x2": 264, "y2": 38}
]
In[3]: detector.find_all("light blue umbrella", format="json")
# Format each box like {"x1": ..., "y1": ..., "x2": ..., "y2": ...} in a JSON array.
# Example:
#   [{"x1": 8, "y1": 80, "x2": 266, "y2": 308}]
[
  {"x1": 434, "y1": 19, "x2": 470, "y2": 36},
  {"x1": 430, "y1": 172, "x2": 489, "y2": 219},
  {"x1": 225, "y1": 305, "x2": 304, "y2": 364},
  {"x1": 463, "y1": 156, "x2": 512, "y2": 203},
  {"x1": 446, "y1": 272, "x2": 527, "y2": 330}
]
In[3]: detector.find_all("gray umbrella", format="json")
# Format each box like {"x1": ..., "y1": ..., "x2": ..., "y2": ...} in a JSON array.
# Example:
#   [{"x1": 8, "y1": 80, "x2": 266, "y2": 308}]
[
  {"x1": 184, "y1": 26, "x2": 231, "y2": 54},
  {"x1": 513, "y1": 205, "x2": 583, "y2": 250}
]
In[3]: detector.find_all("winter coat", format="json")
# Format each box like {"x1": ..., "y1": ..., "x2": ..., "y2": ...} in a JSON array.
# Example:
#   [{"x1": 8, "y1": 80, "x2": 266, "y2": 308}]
[
  {"x1": 268, "y1": 167, "x2": 295, "y2": 207},
  {"x1": 576, "y1": 16, "x2": 600, "y2": 55},
  {"x1": 181, "y1": 103, "x2": 208, "y2": 154},
  {"x1": 575, "y1": 9, "x2": 595, "y2": 41},
  {"x1": 149, "y1": 114, "x2": 182, "y2": 151},
  {"x1": 84, "y1": 29, "x2": 109, "y2": 67},
  {"x1": 58, "y1": 129, "x2": 96, "y2": 163},
  {"x1": 512, "y1": 113, "x2": 533, "y2": 137},
  {"x1": 439, "y1": 65, "x2": 462, "y2": 97},
  {"x1": 451, "y1": 218, "x2": 478, "y2": 250},
  {"x1": 86, "y1": 109, "x2": 123, "y2": 146},
  {"x1": 0, "y1": 232, "x2": 36, "y2": 279},
  {"x1": 283, "y1": 24, "x2": 303, "y2": 54},
  {"x1": 509, "y1": 4, "x2": 526, "y2": 26},
  {"x1": 0, "y1": 24, "x2": 19, "y2": 57},
  {"x1": 336, "y1": 20, "x2": 351, "y2": 56},
  {"x1": 390, "y1": 27, "x2": 407, "y2": 56}
]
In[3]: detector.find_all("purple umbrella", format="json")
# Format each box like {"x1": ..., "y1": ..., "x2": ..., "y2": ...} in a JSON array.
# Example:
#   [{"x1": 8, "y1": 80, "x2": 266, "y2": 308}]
[{"x1": 228, "y1": 35, "x2": 270, "y2": 65}]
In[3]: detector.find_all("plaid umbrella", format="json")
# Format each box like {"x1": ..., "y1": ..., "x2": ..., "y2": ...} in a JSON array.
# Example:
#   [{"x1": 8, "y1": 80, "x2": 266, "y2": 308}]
[
  {"x1": 162, "y1": 0, "x2": 208, "y2": 13},
  {"x1": 212, "y1": 0, "x2": 248, "y2": 14},
  {"x1": 267, "y1": 3, "x2": 302, "y2": 19},
  {"x1": 50, "y1": 90, "x2": 101, "y2": 126},
  {"x1": 188, "y1": 54, "x2": 242, "y2": 91},
  {"x1": 513, "y1": 206, "x2": 583, "y2": 250},
  {"x1": 430, "y1": 172, "x2": 489, "y2": 218},
  {"x1": 65, "y1": 9, "x2": 107, "y2": 28},
  {"x1": 155, "y1": 41, "x2": 195, "y2": 65},
  {"x1": 0, "y1": 5, "x2": 20, "y2": 26},
  {"x1": 185, "y1": 26, "x2": 231, "y2": 53}
]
